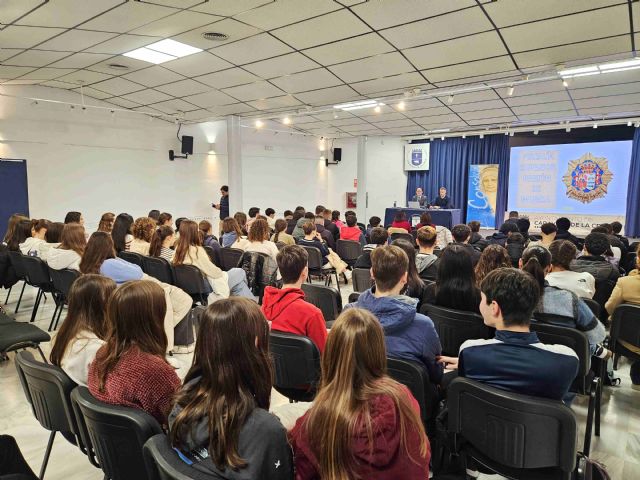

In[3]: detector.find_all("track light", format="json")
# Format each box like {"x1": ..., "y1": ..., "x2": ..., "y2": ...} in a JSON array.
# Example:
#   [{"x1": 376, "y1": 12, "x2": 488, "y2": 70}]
[
  {"x1": 255, "y1": 119, "x2": 263, "y2": 128},
  {"x1": 479, "y1": 134, "x2": 484, "y2": 139},
  {"x1": 397, "y1": 101, "x2": 405, "y2": 110},
  {"x1": 447, "y1": 95, "x2": 454, "y2": 104},
  {"x1": 504, "y1": 131, "x2": 509, "y2": 136},
  {"x1": 627, "y1": 121, "x2": 633, "y2": 127},
  {"x1": 283, "y1": 117, "x2": 291, "y2": 125},
  {"x1": 593, "y1": 123, "x2": 598, "y2": 129},
  {"x1": 562, "y1": 79, "x2": 569, "y2": 87},
  {"x1": 441, "y1": 136, "x2": 445, "y2": 141},
  {"x1": 566, "y1": 126, "x2": 571, "y2": 132},
  {"x1": 462, "y1": 134, "x2": 466, "y2": 139},
  {"x1": 636, "y1": 122, "x2": 640, "y2": 128},
  {"x1": 533, "y1": 129, "x2": 539, "y2": 135},
  {"x1": 374, "y1": 105, "x2": 381, "y2": 113},
  {"x1": 507, "y1": 85, "x2": 515, "y2": 96},
  {"x1": 509, "y1": 131, "x2": 514, "y2": 136}
]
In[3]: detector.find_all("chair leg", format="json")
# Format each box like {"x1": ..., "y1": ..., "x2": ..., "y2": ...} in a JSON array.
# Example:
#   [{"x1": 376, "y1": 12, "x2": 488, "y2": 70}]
[
  {"x1": 613, "y1": 353, "x2": 619, "y2": 371},
  {"x1": 30, "y1": 289, "x2": 43, "y2": 323},
  {"x1": 335, "y1": 272, "x2": 341, "y2": 294},
  {"x1": 15, "y1": 281, "x2": 27, "y2": 314},
  {"x1": 53, "y1": 304, "x2": 64, "y2": 330},
  {"x1": 595, "y1": 377, "x2": 602, "y2": 437},
  {"x1": 39, "y1": 431, "x2": 56, "y2": 479},
  {"x1": 583, "y1": 377, "x2": 598, "y2": 456},
  {"x1": 48, "y1": 303, "x2": 59, "y2": 332},
  {"x1": 4, "y1": 285, "x2": 11, "y2": 304},
  {"x1": 36, "y1": 345, "x2": 48, "y2": 363}
]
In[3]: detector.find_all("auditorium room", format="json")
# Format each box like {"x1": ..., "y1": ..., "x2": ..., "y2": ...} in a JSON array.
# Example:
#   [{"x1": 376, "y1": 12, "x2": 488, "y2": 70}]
[{"x1": 3, "y1": 1, "x2": 640, "y2": 479}]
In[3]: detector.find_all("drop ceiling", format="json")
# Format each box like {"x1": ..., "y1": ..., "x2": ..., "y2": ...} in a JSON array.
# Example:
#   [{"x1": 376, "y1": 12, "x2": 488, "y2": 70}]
[{"x1": 0, "y1": 0, "x2": 639, "y2": 137}]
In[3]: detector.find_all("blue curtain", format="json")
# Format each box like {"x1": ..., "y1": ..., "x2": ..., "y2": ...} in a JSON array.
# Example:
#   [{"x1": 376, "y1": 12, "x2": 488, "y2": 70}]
[
  {"x1": 406, "y1": 135, "x2": 510, "y2": 228},
  {"x1": 625, "y1": 128, "x2": 640, "y2": 237}
]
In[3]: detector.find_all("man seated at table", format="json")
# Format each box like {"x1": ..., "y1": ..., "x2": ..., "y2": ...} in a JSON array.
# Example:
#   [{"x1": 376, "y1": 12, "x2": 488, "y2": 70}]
[
  {"x1": 431, "y1": 186, "x2": 453, "y2": 209},
  {"x1": 411, "y1": 187, "x2": 428, "y2": 207}
]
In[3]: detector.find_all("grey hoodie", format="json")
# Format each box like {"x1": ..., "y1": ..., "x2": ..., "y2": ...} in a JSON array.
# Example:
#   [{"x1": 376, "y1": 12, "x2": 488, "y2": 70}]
[{"x1": 292, "y1": 217, "x2": 308, "y2": 240}]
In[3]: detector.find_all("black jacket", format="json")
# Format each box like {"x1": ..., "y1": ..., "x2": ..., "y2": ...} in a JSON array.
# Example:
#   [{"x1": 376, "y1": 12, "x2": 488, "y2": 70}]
[
  {"x1": 455, "y1": 242, "x2": 481, "y2": 266},
  {"x1": 431, "y1": 195, "x2": 453, "y2": 209},
  {"x1": 570, "y1": 255, "x2": 620, "y2": 283},
  {"x1": 556, "y1": 229, "x2": 582, "y2": 249},
  {"x1": 469, "y1": 232, "x2": 489, "y2": 251},
  {"x1": 487, "y1": 232, "x2": 509, "y2": 247}
]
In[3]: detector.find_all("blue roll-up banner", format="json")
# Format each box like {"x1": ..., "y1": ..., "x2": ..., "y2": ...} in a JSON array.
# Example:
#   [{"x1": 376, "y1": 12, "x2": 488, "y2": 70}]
[{"x1": 467, "y1": 164, "x2": 498, "y2": 227}]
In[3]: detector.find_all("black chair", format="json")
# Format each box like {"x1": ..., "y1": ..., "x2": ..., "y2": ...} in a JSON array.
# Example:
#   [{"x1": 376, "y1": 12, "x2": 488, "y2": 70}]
[
  {"x1": 7, "y1": 250, "x2": 28, "y2": 313},
  {"x1": 301, "y1": 283, "x2": 341, "y2": 326},
  {"x1": 118, "y1": 250, "x2": 145, "y2": 267},
  {"x1": 219, "y1": 247, "x2": 244, "y2": 271},
  {"x1": 269, "y1": 331, "x2": 321, "y2": 402},
  {"x1": 15, "y1": 351, "x2": 87, "y2": 479},
  {"x1": 593, "y1": 279, "x2": 616, "y2": 323},
  {"x1": 0, "y1": 314, "x2": 50, "y2": 361},
  {"x1": 302, "y1": 245, "x2": 340, "y2": 293},
  {"x1": 48, "y1": 268, "x2": 80, "y2": 331},
  {"x1": 448, "y1": 377, "x2": 577, "y2": 480},
  {"x1": 203, "y1": 245, "x2": 219, "y2": 267},
  {"x1": 71, "y1": 386, "x2": 162, "y2": 480},
  {"x1": 582, "y1": 298, "x2": 601, "y2": 319},
  {"x1": 610, "y1": 303, "x2": 640, "y2": 370},
  {"x1": 352, "y1": 267, "x2": 373, "y2": 293},
  {"x1": 144, "y1": 434, "x2": 213, "y2": 480},
  {"x1": 173, "y1": 265, "x2": 212, "y2": 306},
  {"x1": 21, "y1": 256, "x2": 55, "y2": 324},
  {"x1": 420, "y1": 304, "x2": 493, "y2": 356},
  {"x1": 143, "y1": 256, "x2": 175, "y2": 285},
  {"x1": 390, "y1": 232, "x2": 414, "y2": 244},
  {"x1": 336, "y1": 239, "x2": 362, "y2": 268},
  {"x1": 620, "y1": 252, "x2": 637, "y2": 274},
  {"x1": 387, "y1": 357, "x2": 439, "y2": 436}
]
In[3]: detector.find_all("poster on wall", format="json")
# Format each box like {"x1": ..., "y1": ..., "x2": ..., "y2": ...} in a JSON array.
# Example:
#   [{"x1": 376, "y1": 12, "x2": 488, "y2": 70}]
[
  {"x1": 404, "y1": 144, "x2": 430, "y2": 171},
  {"x1": 346, "y1": 192, "x2": 357, "y2": 209},
  {"x1": 466, "y1": 164, "x2": 499, "y2": 227}
]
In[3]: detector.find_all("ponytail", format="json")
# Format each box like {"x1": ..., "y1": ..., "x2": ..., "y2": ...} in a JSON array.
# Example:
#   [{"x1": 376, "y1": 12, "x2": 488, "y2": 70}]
[
  {"x1": 149, "y1": 225, "x2": 174, "y2": 258},
  {"x1": 521, "y1": 246, "x2": 551, "y2": 292},
  {"x1": 522, "y1": 256, "x2": 545, "y2": 290}
]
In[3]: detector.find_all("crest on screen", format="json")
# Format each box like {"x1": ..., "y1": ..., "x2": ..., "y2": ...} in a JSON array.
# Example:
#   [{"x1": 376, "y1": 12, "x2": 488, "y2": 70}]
[{"x1": 562, "y1": 153, "x2": 613, "y2": 204}]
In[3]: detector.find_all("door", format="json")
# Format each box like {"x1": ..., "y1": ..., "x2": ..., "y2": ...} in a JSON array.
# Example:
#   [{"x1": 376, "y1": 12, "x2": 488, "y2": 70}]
[{"x1": 0, "y1": 159, "x2": 29, "y2": 238}]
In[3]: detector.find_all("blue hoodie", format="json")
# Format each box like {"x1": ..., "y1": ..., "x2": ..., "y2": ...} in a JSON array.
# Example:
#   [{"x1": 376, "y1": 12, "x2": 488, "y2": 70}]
[
  {"x1": 346, "y1": 289, "x2": 443, "y2": 384},
  {"x1": 100, "y1": 257, "x2": 144, "y2": 284}
]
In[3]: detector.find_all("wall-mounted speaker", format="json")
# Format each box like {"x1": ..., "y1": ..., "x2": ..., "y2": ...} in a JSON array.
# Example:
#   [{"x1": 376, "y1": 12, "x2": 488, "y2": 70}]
[
  {"x1": 181, "y1": 135, "x2": 194, "y2": 155},
  {"x1": 333, "y1": 147, "x2": 342, "y2": 162}
]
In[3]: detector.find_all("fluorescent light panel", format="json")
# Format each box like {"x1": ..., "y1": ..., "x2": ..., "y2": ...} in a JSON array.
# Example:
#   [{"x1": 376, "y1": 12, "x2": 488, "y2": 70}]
[
  {"x1": 123, "y1": 39, "x2": 202, "y2": 64},
  {"x1": 559, "y1": 57, "x2": 640, "y2": 78}
]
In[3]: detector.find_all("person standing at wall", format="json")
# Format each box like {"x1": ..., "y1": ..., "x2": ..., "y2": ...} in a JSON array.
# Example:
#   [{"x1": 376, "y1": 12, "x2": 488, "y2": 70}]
[{"x1": 212, "y1": 185, "x2": 229, "y2": 221}]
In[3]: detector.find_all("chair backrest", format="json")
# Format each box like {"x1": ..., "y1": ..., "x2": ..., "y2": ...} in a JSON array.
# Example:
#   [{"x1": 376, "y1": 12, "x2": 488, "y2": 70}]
[
  {"x1": 448, "y1": 377, "x2": 577, "y2": 477},
  {"x1": 202, "y1": 245, "x2": 218, "y2": 265},
  {"x1": 21, "y1": 255, "x2": 52, "y2": 287},
  {"x1": 49, "y1": 268, "x2": 80, "y2": 298},
  {"x1": 301, "y1": 245, "x2": 324, "y2": 271},
  {"x1": 239, "y1": 251, "x2": 278, "y2": 298},
  {"x1": 581, "y1": 298, "x2": 601, "y2": 319},
  {"x1": 593, "y1": 279, "x2": 616, "y2": 315},
  {"x1": 173, "y1": 265, "x2": 212, "y2": 304},
  {"x1": 269, "y1": 331, "x2": 320, "y2": 400},
  {"x1": 8, "y1": 250, "x2": 27, "y2": 278},
  {"x1": 71, "y1": 386, "x2": 162, "y2": 480},
  {"x1": 610, "y1": 303, "x2": 640, "y2": 354},
  {"x1": 352, "y1": 268, "x2": 373, "y2": 293},
  {"x1": 118, "y1": 250, "x2": 145, "y2": 267},
  {"x1": 390, "y1": 232, "x2": 414, "y2": 245},
  {"x1": 621, "y1": 252, "x2": 637, "y2": 274},
  {"x1": 143, "y1": 256, "x2": 175, "y2": 285},
  {"x1": 420, "y1": 304, "x2": 492, "y2": 356},
  {"x1": 144, "y1": 434, "x2": 208, "y2": 480},
  {"x1": 219, "y1": 247, "x2": 244, "y2": 271},
  {"x1": 301, "y1": 283, "x2": 341, "y2": 323},
  {"x1": 336, "y1": 239, "x2": 362, "y2": 261}
]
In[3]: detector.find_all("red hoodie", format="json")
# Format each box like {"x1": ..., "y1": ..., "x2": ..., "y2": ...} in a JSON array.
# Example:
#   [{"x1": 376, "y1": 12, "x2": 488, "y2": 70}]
[
  {"x1": 261, "y1": 286, "x2": 327, "y2": 354},
  {"x1": 288, "y1": 385, "x2": 430, "y2": 480}
]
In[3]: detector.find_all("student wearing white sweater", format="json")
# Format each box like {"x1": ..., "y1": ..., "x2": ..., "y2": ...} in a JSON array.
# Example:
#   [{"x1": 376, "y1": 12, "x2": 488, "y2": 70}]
[
  {"x1": 245, "y1": 218, "x2": 279, "y2": 263},
  {"x1": 19, "y1": 219, "x2": 54, "y2": 258},
  {"x1": 47, "y1": 223, "x2": 86, "y2": 271}
]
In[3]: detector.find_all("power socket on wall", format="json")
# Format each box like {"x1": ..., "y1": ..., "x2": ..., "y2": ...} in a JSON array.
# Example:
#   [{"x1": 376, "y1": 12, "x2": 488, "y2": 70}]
[{"x1": 264, "y1": 145, "x2": 274, "y2": 151}]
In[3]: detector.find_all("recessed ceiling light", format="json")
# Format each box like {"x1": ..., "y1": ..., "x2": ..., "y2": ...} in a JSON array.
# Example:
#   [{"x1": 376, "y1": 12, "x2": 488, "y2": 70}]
[
  {"x1": 123, "y1": 47, "x2": 175, "y2": 64},
  {"x1": 123, "y1": 39, "x2": 202, "y2": 64},
  {"x1": 255, "y1": 120, "x2": 263, "y2": 128},
  {"x1": 334, "y1": 99, "x2": 378, "y2": 111},
  {"x1": 283, "y1": 117, "x2": 291, "y2": 125},
  {"x1": 374, "y1": 105, "x2": 381, "y2": 113},
  {"x1": 202, "y1": 32, "x2": 229, "y2": 42},
  {"x1": 397, "y1": 101, "x2": 405, "y2": 110}
]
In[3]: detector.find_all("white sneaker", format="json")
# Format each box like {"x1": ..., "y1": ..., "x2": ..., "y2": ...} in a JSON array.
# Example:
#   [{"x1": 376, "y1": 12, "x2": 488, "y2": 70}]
[
  {"x1": 172, "y1": 344, "x2": 195, "y2": 354},
  {"x1": 166, "y1": 354, "x2": 181, "y2": 369},
  {"x1": 343, "y1": 270, "x2": 352, "y2": 281}
]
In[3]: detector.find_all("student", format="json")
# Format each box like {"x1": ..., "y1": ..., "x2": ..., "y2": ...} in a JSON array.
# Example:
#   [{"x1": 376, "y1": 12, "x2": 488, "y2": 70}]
[
  {"x1": 148, "y1": 210, "x2": 160, "y2": 222},
  {"x1": 339, "y1": 214, "x2": 365, "y2": 245},
  {"x1": 111, "y1": 213, "x2": 134, "y2": 253},
  {"x1": 591, "y1": 225, "x2": 623, "y2": 264},
  {"x1": 64, "y1": 211, "x2": 84, "y2": 225},
  {"x1": 391, "y1": 239, "x2": 427, "y2": 309},
  {"x1": 323, "y1": 208, "x2": 340, "y2": 240},
  {"x1": 331, "y1": 210, "x2": 345, "y2": 230},
  {"x1": 293, "y1": 212, "x2": 314, "y2": 241},
  {"x1": 158, "y1": 212, "x2": 173, "y2": 227},
  {"x1": 289, "y1": 308, "x2": 430, "y2": 480},
  {"x1": 50, "y1": 275, "x2": 116, "y2": 386},
  {"x1": 261, "y1": 245, "x2": 327, "y2": 354},
  {"x1": 434, "y1": 225, "x2": 453, "y2": 250},
  {"x1": 390, "y1": 210, "x2": 411, "y2": 232},
  {"x1": 298, "y1": 222, "x2": 330, "y2": 266},
  {"x1": 234, "y1": 212, "x2": 248, "y2": 236},
  {"x1": 610, "y1": 221, "x2": 629, "y2": 250},
  {"x1": 366, "y1": 215, "x2": 381, "y2": 241},
  {"x1": 451, "y1": 224, "x2": 480, "y2": 266},
  {"x1": 505, "y1": 211, "x2": 519, "y2": 224},
  {"x1": 486, "y1": 222, "x2": 518, "y2": 247},
  {"x1": 265, "y1": 207, "x2": 277, "y2": 230},
  {"x1": 571, "y1": 232, "x2": 620, "y2": 284},
  {"x1": 6, "y1": 219, "x2": 32, "y2": 252},
  {"x1": 415, "y1": 226, "x2": 438, "y2": 281},
  {"x1": 47, "y1": 224, "x2": 86, "y2": 271},
  {"x1": 245, "y1": 218, "x2": 279, "y2": 262},
  {"x1": 271, "y1": 219, "x2": 295, "y2": 246},
  {"x1": 312, "y1": 215, "x2": 334, "y2": 249},
  {"x1": 505, "y1": 232, "x2": 525, "y2": 267},
  {"x1": 423, "y1": 244, "x2": 481, "y2": 313},
  {"x1": 286, "y1": 210, "x2": 303, "y2": 235},
  {"x1": 355, "y1": 227, "x2": 388, "y2": 269},
  {"x1": 347, "y1": 245, "x2": 443, "y2": 383},
  {"x1": 516, "y1": 217, "x2": 531, "y2": 242},
  {"x1": 221, "y1": 217, "x2": 245, "y2": 248},
  {"x1": 19, "y1": 219, "x2": 49, "y2": 257},
  {"x1": 283, "y1": 210, "x2": 294, "y2": 221},
  {"x1": 438, "y1": 268, "x2": 579, "y2": 401},
  {"x1": 555, "y1": 217, "x2": 582, "y2": 248},
  {"x1": 527, "y1": 222, "x2": 557, "y2": 248},
  {"x1": 547, "y1": 240, "x2": 595, "y2": 299},
  {"x1": 246, "y1": 207, "x2": 260, "y2": 229},
  {"x1": 414, "y1": 212, "x2": 434, "y2": 230},
  {"x1": 170, "y1": 298, "x2": 292, "y2": 479},
  {"x1": 198, "y1": 220, "x2": 219, "y2": 248},
  {"x1": 88, "y1": 280, "x2": 181, "y2": 424},
  {"x1": 97, "y1": 212, "x2": 115, "y2": 233},
  {"x1": 1, "y1": 215, "x2": 28, "y2": 292},
  {"x1": 130, "y1": 217, "x2": 155, "y2": 255},
  {"x1": 45, "y1": 221, "x2": 64, "y2": 244},
  {"x1": 149, "y1": 225, "x2": 176, "y2": 262},
  {"x1": 474, "y1": 244, "x2": 512, "y2": 285},
  {"x1": 467, "y1": 220, "x2": 488, "y2": 251}
]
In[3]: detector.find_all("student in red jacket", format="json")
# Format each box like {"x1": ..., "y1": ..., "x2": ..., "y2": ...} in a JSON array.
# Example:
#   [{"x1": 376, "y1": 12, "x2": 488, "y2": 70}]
[
  {"x1": 289, "y1": 307, "x2": 430, "y2": 479},
  {"x1": 339, "y1": 213, "x2": 365, "y2": 245},
  {"x1": 261, "y1": 245, "x2": 327, "y2": 354}
]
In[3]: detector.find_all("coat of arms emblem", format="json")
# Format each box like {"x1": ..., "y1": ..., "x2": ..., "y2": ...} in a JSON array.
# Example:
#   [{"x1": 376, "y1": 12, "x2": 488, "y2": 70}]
[{"x1": 562, "y1": 153, "x2": 613, "y2": 204}]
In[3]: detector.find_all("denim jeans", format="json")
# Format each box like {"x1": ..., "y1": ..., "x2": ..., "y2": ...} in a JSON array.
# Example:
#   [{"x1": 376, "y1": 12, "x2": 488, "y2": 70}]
[{"x1": 227, "y1": 268, "x2": 257, "y2": 301}]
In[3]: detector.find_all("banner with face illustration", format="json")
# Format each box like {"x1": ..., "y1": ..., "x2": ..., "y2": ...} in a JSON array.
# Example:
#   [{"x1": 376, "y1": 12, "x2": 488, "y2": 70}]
[{"x1": 467, "y1": 164, "x2": 499, "y2": 227}]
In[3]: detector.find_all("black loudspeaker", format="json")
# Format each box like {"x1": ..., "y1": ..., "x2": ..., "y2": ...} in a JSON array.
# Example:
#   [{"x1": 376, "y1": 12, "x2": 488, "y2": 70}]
[
  {"x1": 181, "y1": 135, "x2": 194, "y2": 155},
  {"x1": 333, "y1": 147, "x2": 342, "y2": 162}
]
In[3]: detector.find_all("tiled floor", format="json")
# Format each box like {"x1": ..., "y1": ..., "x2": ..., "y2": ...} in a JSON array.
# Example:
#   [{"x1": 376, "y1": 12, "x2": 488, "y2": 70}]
[{"x1": 1, "y1": 281, "x2": 639, "y2": 479}]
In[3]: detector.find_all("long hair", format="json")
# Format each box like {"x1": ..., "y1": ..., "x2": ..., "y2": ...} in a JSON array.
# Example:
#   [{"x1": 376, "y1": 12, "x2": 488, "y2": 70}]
[
  {"x1": 58, "y1": 223, "x2": 87, "y2": 256},
  {"x1": 132, "y1": 216, "x2": 156, "y2": 242},
  {"x1": 248, "y1": 218, "x2": 269, "y2": 242},
  {"x1": 3, "y1": 214, "x2": 28, "y2": 244},
  {"x1": 93, "y1": 280, "x2": 168, "y2": 392},
  {"x1": 435, "y1": 244, "x2": 478, "y2": 307},
  {"x1": 111, "y1": 213, "x2": 133, "y2": 253},
  {"x1": 391, "y1": 239, "x2": 424, "y2": 297},
  {"x1": 170, "y1": 298, "x2": 272, "y2": 470},
  {"x1": 234, "y1": 212, "x2": 247, "y2": 234},
  {"x1": 98, "y1": 212, "x2": 115, "y2": 233},
  {"x1": 80, "y1": 232, "x2": 116, "y2": 274},
  {"x1": 301, "y1": 308, "x2": 427, "y2": 480},
  {"x1": 173, "y1": 220, "x2": 200, "y2": 265},
  {"x1": 273, "y1": 218, "x2": 287, "y2": 243},
  {"x1": 158, "y1": 212, "x2": 173, "y2": 226},
  {"x1": 7, "y1": 219, "x2": 32, "y2": 251},
  {"x1": 474, "y1": 244, "x2": 511, "y2": 284},
  {"x1": 149, "y1": 226, "x2": 174, "y2": 258},
  {"x1": 222, "y1": 217, "x2": 243, "y2": 237},
  {"x1": 46, "y1": 222, "x2": 64, "y2": 243},
  {"x1": 521, "y1": 245, "x2": 552, "y2": 291},
  {"x1": 64, "y1": 211, "x2": 82, "y2": 224},
  {"x1": 50, "y1": 275, "x2": 116, "y2": 367}
]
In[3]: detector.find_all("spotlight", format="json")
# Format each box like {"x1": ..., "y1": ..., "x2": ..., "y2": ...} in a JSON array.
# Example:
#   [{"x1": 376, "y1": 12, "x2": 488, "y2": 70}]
[
  {"x1": 440, "y1": 136, "x2": 445, "y2": 141},
  {"x1": 562, "y1": 79, "x2": 569, "y2": 87},
  {"x1": 507, "y1": 85, "x2": 514, "y2": 96},
  {"x1": 593, "y1": 122, "x2": 598, "y2": 129},
  {"x1": 374, "y1": 105, "x2": 381, "y2": 113},
  {"x1": 509, "y1": 131, "x2": 514, "y2": 136},
  {"x1": 566, "y1": 126, "x2": 571, "y2": 132},
  {"x1": 533, "y1": 129, "x2": 539, "y2": 135},
  {"x1": 255, "y1": 119, "x2": 264, "y2": 128},
  {"x1": 283, "y1": 117, "x2": 291, "y2": 125},
  {"x1": 504, "y1": 131, "x2": 509, "y2": 136},
  {"x1": 397, "y1": 101, "x2": 405, "y2": 110},
  {"x1": 479, "y1": 133, "x2": 484, "y2": 139},
  {"x1": 627, "y1": 121, "x2": 633, "y2": 127},
  {"x1": 636, "y1": 121, "x2": 640, "y2": 128},
  {"x1": 447, "y1": 95, "x2": 454, "y2": 104},
  {"x1": 462, "y1": 134, "x2": 466, "y2": 139}
]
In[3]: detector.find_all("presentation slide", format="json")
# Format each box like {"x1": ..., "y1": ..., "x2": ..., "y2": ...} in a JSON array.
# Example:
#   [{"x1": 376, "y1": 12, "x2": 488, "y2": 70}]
[{"x1": 508, "y1": 141, "x2": 632, "y2": 234}]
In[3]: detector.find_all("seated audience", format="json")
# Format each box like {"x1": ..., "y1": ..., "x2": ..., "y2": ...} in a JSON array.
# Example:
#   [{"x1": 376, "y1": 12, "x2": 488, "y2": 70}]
[
  {"x1": 505, "y1": 210, "x2": 519, "y2": 224},
  {"x1": 555, "y1": 217, "x2": 582, "y2": 248},
  {"x1": 323, "y1": 208, "x2": 340, "y2": 240},
  {"x1": 486, "y1": 222, "x2": 518, "y2": 247},
  {"x1": 234, "y1": 212, "x2": 248, "y2": 236},
  {"x1": 6, "y1": 219, "x2": 32, "y2": 252},
  {"x1": 286, "y1": 210, "x2": 303, "y2": 235},
  {"x1": 283, "y1": 210, "x2": 293, "y2": 220},
  {"x1": 88, "y1": 280, "x2": 181, "y2": 424},
  {"x1": 591, "y1": 225, "x2": 622, "y2": 264},
  {"x1": 293, "y1": 212, "x2": 314, "y2": 240},
  {"x1": 271, "y1": 219, "x2": 295, "y2": 246},
  {"x1": 97, "y1": 212, "x2": 115, "y2": 233},
  {"x1": 111, "y1": 213, "x2": 134, "y2": 253},
  {"x1": 45, "y1": 221, "x2": 64, "y2": 244},
  {"x1": 198, "y1": 220, "x2": 219, "y2": 248},
  {"x1": 290, "y1": 308, "x2": 430, "y2": 480},
  {"x1": 423, "y1": 244, "x2": 481, "y2": 313},
  {"x1": 475, "y1": 244, "x2": 512, "y2": 285},
  {"x1": 169, "y1": 298, "x2": 292, "y2": 479},
  {"x1": 265, "y1": 207, "x2": 277, "y2": 230},
  {"x1": 149, "y1": 225, "x2": 175, "y2": 262},
  {"x1": 245, "y1": 218, "x2": 279, "y2": 262},
  {"x1": 47, "y1": 224, "x2": 86, "y2": 270},
  {"x1": 331, "y1": 210, "x2": 345, "y2": 229},
  {"x1": 346, "y1": 245, "x2": 443, "y2": 384},
  {"x1": 521, "y1": 246, "x2": 608, "y2": 357},
  {"x1": 261, "y1": 245, "x2": 327, "y2": 354},
  {"x1": 355, "y1": 227, "x2": 388, "y2": 269},
  {"x1": 158, "y1": 212, "x2": 173, "y2": 227},
  {"x1": 517, "y1": 217, "x2": 531, "y2": 241},
  {"x1": 246, "y1": 207, "x2": 260, "y2": 229},
  {"x1": 547, "y1": 240, "x2": 595, "y2": 299},
  {"x1": 221, "y1": 217, "x2": 246, "y2": 248},
  {"x1": 438, "y1": 268, "x2": 579, "y2": 401},
  {"x1": 611, "y1": 221, "x2": 629, "y2": 250},
  {"x1": 314, "y1": 215, "x2": 335, "y2": 249},
  {"x1": 390, "y1": 210, "x2": 411, "y2": 232},
  {"x1": 451, "y1": 224, "x2": 480, "y2": 266},
  {"x1": 505, "y1": 232, "x2": 525, "y2": 267},
  {"x1": 175, "y1": 217, "x2": 187, "y2": 233},
  {"x1": 414, "y1": 212, "x2": 434, "y2": 230},
  {"x1": 571, "y1": 232, "x2": 620, "y2": 284},
  {"x1": 391, "y1": 239, "x2": 427, "y2": 310},
  {"x1": 298, "y1": 222, "x2": 331, "y2": 266},
  {"x1": 340, "y1": 214, "x2": 365, "y2": 245},
  {"x1": 50, "y1": 275, "x2": 116, "y2": 386},
  {"x1": 468, "y1": 220, "x2": 488, "y2": 251},
  {"x1": 148, "y1": 210, "x2": 160, "y2": 222},
  {"x1": 64, "y1": 211, "x2": 84, "y2": 225},
  {"x1": 130, "y1": 216, "x2": 155, "y2": 255},
  {"x1": 435, "y1": 225, "x2": 453, "y2": 250},
  {"x1": 527, "y1": 222, "x2": 557, "y2": 248},
  {"x1": 0, "y1": 435, "x2": 39, "y2": 480},
  {"x1": 415, "y1": 226, "x2": 438, "y2": 281},
  {"x1": 598, "y1": 223, "x2": 626, "y2": 255},
  {"x1": 365, "y1": 215, "x2": 381, "y2": 241},
  {"x1": 19, "y1": 219, "x2": 49, "y2": 257},
  {"x1": 1, "y1": 215, "x2": 28, "y2": 293}
]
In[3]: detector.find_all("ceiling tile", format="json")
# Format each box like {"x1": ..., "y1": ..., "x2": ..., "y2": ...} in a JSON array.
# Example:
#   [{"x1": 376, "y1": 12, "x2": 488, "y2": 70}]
[
  {"x1": 294, "y1": 85, "x2": 362, "y2": 106},
  {"x1": 400, "y1": 98, "x2": 443, "y2": 111},
  {"x1": 37, "y1": 30, "x2": 118, "y2": 52},
  {"x1": 81, "y1": 2, "x2": 179, "y2": 33},
  {"x1": 0, "y1": 0, "x2": 43, "y2": 24},
  {"x1": 122, "y1": 66, "x2": 185, "y2": 87},
  {"x1": 579, "y1": 103, "x2": 640, "y2": 116},
  {"x1": 205, "y1": 103, "x2": 257, "y2": 116},
  {"x1": 466, "y1": 115, "x2": 517, "y2": 126},
  {"x1": 1, "y1": 79, "x2": 43, "y2": 85},
  {"x1": 303, "y1": 33, "x2": 394, "y2": 66},
  {"x1": 571, "y1": 82, "x2": 640, "y2": 100},
  {"x1": 183, "y1": 109, "x2": 212, "y2": 121},
  {"x1": 150, "y1": 98, "x2": 200, "y2": 114},
  {"x1": 195, "y1": 68, "x2": 260, "y2": 89},
  {"x1": 436, "y1": 90, "x2": 500, "y2": 104},
  {"x1": 352, "y1": 0, "x2": 476, "y2": 30},
  {"x1": 327, "y1": 117, "x2": 366, "y2": 127},
  {"x1": 505, "y1": 90, "x2": 571, "y2": 106},
  {"x1": 451, "y1": 99, "x2": 509, "y2": 113},
  {"x1": 329, "y1": 52, "x2": 414, "y2": 83},
  {"x1": 243, "y1": 53, "x2": 320, "y2": 79},
  {"x1": 406, "y1": 107, "x2": 455, "y2": 119},
  {"x1": 48, "y1": 52, "x2": 113, "y2": 69},
  {"x1": 18, "y1": 68, "x2": 75, "y2": 80},
  {"x1": 210, "y1": 33, "x2": 293, "y2": 64},
  {"x1": 271, "y1": 10, "x2": 371, "y2": 50},
  {"x1": 383, "y1": 126, "x2": 426, "y2": 135},
  {"x1": 372, "y1": 118, "x2": 417, "y2": 128},
  {"x1": 511, "y1": 101, "x2": 576, "y2": 115},
  {"x1": 162, "y1": 51, "x2": 233, "y2": 77},
  {"x1": 351, "y1": 72, "x2": 426, "y2": 95},
  {"x1": 403, "y1": 31, "x2": 507, "y2": 70},
  {"x1": 422, "y1": 56, "x2": 516, "y2": 83},
  {"x1": 41, "y1": 80, "x2": 78, "y2": 89},
  {"x1": 270, "y1": 68, "x2": 342, "y2": 94},
  {"x1": 498, "y1": 80, "x2": 564, "y2": 99},
  {"x1": 418, "y1": 120, "x2": 468, "y2": 129},
  {"x1": 181, "y1": 89, "x2": 238, "y2": 107},
  {"x1": 247, "y1": 95, "x2": 303, "y2": 110},
  {"x1": 2, "y1": 50, "x2": 70, "y2": 67},
  {"x1": 84, "y1": 34, "x2": 159, "y2": 55},
  {"x1": 155, "y1": 79, "x2": 211, "y2": 97},
  {"x1": 0, "y1": 65, "x2": 36, "y2": 79},
  {"x1": 0, "y1": 26, "x2": 66, "y2": 49},
  {"x1": 18, "y1": 0, "x2": 124, "y2": 27},
  {"x1": 88, "y1": 56, "x2": 154, "y2": 75},
  {"x1": 221, "y1": 81, "x2": 285, "y2": 101},
  {"x1": 189, "y1": 0, "x2": 272, "y2": 17},
  {"x1": 235, "y1": 0, "x2": 341, "y2": 30},
  {"x1": 72, "y1": 85, "x2": 118, "y2": 100},
  {"x1": 284, "y1": 115, "x2": 318, "y2": 124},
  {"x1": 517, "y1": 110, "x2": 577, "y2": 121},
  {"x1": 574, "y1": 93, "x2": 640, "y2": 109},
  {"x1": 106, "y1": 97, "x2": 142, "y2": 109},
  {"x1": 120, "y1": 89, "x2": 173, "y2": 105},
  {"x1": 565, "y1": 69, "x2": 640, "y2": 89},
  {"x1": 459, "y1": 108, "x2": 515, "y2": 120},
  {"x1": 144, "y1": 0, "x2": 202, "y2": 7},
  {"x1": 129, "y1": 9, "x2": 215, "y2": 37},
  {"x1": 57, "y1": 69, "x2": 113, "y2": 85},
  {"x1": 0, "y1": 49, "x2": 23, "y2": 62},
  {"x1": 171, "y1": 18, "x2": 262, "y2": 50},
  {"x1": 90, "y1": 77, "x2": 146, "y2": 96}
]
